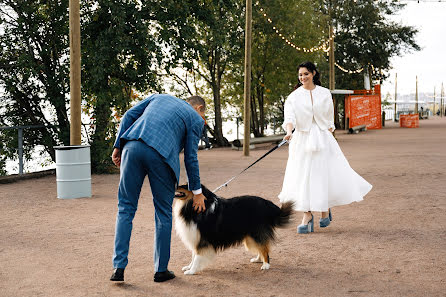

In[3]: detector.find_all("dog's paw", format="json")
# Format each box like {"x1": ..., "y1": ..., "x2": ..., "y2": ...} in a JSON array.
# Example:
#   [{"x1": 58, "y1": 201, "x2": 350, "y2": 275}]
[
  {"x1": 182, "y1": 265, "x2": 191, "y2": 271},
  {"x1": 183, "y1": 269, "x2": 196, "y2": 275},
  {"x1": 261, "y1": 263, "x2": 270, "y2": 270},
  {"x1": 250, "y1": 256, "x2": 262, "y2": 263}
]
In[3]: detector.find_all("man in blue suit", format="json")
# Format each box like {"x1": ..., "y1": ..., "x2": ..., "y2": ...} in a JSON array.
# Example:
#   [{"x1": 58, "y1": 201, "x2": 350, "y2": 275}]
[{"x1": 109, "y1": 94, "x2": 207, "y2": 283}]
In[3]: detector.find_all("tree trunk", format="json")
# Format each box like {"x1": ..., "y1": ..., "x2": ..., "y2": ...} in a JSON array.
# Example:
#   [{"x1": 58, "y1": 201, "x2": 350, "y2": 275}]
[
  {"x1": 211, "y1": 83, "x2": 226, "y2": 146},
  {"x1": 208, "y1": 54, "x2": 228, "y2": 147},
  {"x1": 90, "y1": 95, "x2": 113, "y2": 173},
  {"x1": 250, "y1": 94, "x2": 260, "y2": 137},
  {"x1": 54, "y1": 100, "x2": 70, "y2": 146},
  {"x1": 258, "y1": 87, "x2": 264, "y2": 136},
  {"x1": 333, "y1": 96, "x2": 339, "y2": 129}
]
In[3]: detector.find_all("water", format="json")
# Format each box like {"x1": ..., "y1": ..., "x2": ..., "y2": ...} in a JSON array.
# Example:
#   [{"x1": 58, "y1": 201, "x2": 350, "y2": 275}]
[{"x1": 5, "y1": 145, "x2": 55, "y2": 175}]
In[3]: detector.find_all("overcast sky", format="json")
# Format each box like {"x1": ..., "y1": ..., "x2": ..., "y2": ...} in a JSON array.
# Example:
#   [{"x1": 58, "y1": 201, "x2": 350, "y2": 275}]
[{"x1": 380, "y1": 1, "x2": 446, "y2": 96}]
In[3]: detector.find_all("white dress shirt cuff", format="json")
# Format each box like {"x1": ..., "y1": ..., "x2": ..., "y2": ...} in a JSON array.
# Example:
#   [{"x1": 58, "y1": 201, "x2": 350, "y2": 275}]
[{"x1": 192, "y1": 188, "x2": 202, "y2": 195}]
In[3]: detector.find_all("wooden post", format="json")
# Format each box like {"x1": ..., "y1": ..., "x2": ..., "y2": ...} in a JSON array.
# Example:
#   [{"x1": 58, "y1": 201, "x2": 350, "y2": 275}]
[
  {"x1": 243, "y1": 0, "x2": 252, "y2": 156},
  {"x1": 394, "y1": 73, "x2": 397, "y2": 121},
  {"x1": 329, "y1": 23, "x2": 335, "y2": 91},
  {"x1": 414, "y1": 76, "x2": 418, "y2": 114},
  {"x1": 69, "y1": 0, "x2": 81, "y2": 145}
]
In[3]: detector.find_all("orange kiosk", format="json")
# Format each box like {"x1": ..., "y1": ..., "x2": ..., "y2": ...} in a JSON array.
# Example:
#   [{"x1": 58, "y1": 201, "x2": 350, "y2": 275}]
[{"x1": 344, "y1": 85, "x2": 382, "y2": 130}]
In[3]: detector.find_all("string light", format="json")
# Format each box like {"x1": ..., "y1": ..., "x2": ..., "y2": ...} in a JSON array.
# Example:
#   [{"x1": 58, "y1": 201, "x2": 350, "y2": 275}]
[
  {"x1": 257, "y1": 4, "x2": 379, "y2": 75},
  {"x1": 334, "y1": 62, "x2": 364, "y2": 74},
  {"x1": 258, "y1": 7, "x2": 332, "y2": 53}
]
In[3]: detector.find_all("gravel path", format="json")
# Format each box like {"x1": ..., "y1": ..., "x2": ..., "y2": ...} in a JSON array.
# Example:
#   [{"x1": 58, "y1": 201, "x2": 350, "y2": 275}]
[{"x1": 1, "y1": 118, "x2": 445, "y2": 297}]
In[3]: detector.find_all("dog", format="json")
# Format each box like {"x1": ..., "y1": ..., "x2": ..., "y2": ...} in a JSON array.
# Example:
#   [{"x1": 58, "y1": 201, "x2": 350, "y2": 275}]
[{"x1": 173, "y1": 184, "x2": 293, "y2": 275}]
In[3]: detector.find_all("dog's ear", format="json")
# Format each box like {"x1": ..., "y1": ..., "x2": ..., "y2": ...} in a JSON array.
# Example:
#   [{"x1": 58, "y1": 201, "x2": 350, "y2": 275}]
[
  {"x1": 200, "y1": 184, "x2": 214, "y2": 199},
  {"x1": 177, "y1": 184, "x2": 188, "y2": 190}
]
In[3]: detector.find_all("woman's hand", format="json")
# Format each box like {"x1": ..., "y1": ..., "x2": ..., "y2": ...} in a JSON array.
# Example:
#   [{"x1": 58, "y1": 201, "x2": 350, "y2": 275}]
[
  {"x1": 283, "y1": 132, "x2": 293, "y2": 141},
  {"x1": 284, "y1": 123, "x2": 294, "y2": 141},
  {"x1": 111, "y1": 148, "x2": 121, "y2": 167}
]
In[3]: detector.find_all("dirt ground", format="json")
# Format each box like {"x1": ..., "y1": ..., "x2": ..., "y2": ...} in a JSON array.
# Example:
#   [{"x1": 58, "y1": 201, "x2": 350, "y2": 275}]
[{"x1": 1, "y1": 117, "x2": 445, "y2": 297}]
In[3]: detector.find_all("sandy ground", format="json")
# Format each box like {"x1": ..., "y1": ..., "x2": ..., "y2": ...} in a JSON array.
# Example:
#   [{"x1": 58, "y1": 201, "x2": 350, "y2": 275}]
[{"x1": 1, "y1": 118, "x2": 445, "y2": 297}]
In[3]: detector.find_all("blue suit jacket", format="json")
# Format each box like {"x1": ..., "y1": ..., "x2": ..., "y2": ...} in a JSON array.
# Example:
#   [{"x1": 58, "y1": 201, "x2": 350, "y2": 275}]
[{"x1": 114, "y1": 94, "x2": 204, "y2": 191}]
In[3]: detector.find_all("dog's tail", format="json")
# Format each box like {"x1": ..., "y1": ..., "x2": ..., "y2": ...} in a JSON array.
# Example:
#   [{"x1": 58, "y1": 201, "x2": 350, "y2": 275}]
[{"x1": 274, "y1": 202, "x2": 294, "y2": 227}]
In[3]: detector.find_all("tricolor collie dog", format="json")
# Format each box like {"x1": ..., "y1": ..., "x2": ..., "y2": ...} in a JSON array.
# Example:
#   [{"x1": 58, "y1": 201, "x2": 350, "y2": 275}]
[{"x1": 173, "y1": 184, "x2": 293, "y2": 275}]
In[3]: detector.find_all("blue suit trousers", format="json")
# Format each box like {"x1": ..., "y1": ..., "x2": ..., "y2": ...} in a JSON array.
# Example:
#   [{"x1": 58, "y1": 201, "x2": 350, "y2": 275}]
[{"x1": 113, "y1": 140, "x2": 176, "y2": 272}]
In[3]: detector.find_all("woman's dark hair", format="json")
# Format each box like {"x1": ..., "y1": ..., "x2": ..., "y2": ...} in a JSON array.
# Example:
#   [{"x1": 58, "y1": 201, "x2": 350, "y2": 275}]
[{"x1": 294, "y1": 61, "x2": 321, "y2": 90}]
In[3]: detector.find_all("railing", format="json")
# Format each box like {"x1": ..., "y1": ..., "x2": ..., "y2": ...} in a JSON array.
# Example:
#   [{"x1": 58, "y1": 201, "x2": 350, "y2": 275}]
[
  {"x1": 0, "y1": 118, "x2": 284, "y2": 175},
  {"x1": 0, "y1": 125, "x2": 51, "y2": 175}
]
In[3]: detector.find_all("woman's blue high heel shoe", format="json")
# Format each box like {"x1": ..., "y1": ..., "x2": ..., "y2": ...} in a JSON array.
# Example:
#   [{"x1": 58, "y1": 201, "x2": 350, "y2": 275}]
[
  {"x1": 319, "y1": 209, "x2": 332, "y2": 228},
  {"x1": 297, "y1": 214, "x2": 314, "y2": 234}
]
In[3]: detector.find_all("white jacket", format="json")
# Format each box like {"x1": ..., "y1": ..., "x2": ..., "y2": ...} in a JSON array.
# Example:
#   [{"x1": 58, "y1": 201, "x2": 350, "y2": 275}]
[{"x1": 282, "y1": 85, "x2": 335, "y2": 132}]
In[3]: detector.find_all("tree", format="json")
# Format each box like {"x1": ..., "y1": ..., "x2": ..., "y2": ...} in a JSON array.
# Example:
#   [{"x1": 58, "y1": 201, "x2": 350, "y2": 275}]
[
  {"x1": 224, "y1": 0, "x2": 329, "y2": 137},
  {"x1": 321, "y1": 0, "x2": 420, "y2": 90},
  {"x1": 154, "y1": 0, "x2": 245, "y2": 147},
  {"x1": 304, "y1": 0, "x2": 420, "y2": 129},
  {"x1": 81, "y1": 0, "x2": 165, "y2": 173},
  {"x1": 0, "y1": 0, "x2": 71, "y2": 174},
  {"x1": 0, "y1": 0, "x2": 197, "y2": 174}
]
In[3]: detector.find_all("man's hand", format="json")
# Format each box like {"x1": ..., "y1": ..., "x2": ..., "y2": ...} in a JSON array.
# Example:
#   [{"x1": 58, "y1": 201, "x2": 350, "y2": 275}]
[
  {"x1": 111, "y1": 148, "x2": 121, "y2": 167},
  {"x1": 192, "y1": 193, "x2": 206, "y2": 213}
]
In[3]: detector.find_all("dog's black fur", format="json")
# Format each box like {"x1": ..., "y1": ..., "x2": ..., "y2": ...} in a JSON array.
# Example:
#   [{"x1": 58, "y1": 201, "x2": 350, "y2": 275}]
[{"x1": 176, "y1": 184, "x2": 293, "y2": 251}]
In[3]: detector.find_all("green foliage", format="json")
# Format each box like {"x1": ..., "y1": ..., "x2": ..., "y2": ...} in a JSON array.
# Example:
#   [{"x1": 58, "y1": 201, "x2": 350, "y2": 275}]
[
  {"x1": 0, "y1": 0, "x2": 170, "y2": 174},
  {"x1": 81, "y1": 0, "x2": 165, "y2": 173},
  {"x1": 0, "y1": 0, "x2": 421, "y2": 175},
  {"x1": 224, "y1": 0, "x2": 328, "y2": 136},
  {"x1": 382, "y1": 92, "x2": 392, "y2": 107},
  {"x1": 0, "y1": 0, "x2": 71, "y2": 174},
  {"x1": 327, "y1": 0, "x2": 420, "y2": 89},
  {"x1": 313, "y1": 0, "x2": 420, "y2": 128},
  {"x1": 154, "y1": 0, "x2": 245, "y2": 146},
  {"x1": 0, "y1": 129, "x2": 14, "y2": 176}
]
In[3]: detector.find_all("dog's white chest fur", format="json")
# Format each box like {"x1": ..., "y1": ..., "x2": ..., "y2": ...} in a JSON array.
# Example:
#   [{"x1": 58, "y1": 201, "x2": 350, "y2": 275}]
[{"x1": 173, "y1": 199, "x2": 200, "y2": 253}]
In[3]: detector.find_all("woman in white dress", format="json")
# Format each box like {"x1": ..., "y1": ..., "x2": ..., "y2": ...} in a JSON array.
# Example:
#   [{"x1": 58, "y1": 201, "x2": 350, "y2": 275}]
[{"x1": 278, "y1": 62, "x2": 372, "y2": 234}]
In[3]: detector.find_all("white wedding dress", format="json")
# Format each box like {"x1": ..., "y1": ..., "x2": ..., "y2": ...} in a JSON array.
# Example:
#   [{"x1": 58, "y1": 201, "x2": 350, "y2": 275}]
[{"x1": 278, "y1": 86, "x2": 372, "y2": 212}]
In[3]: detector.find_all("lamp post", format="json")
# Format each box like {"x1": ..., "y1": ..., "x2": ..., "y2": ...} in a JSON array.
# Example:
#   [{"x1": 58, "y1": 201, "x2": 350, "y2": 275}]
[
  {"x1": 433, "y1": 86, "x2": 435, "y2": 116},
  {"x1": 414, "y1": 76, "x2": 418, "y2": 114},
  {"x1": 441, "y1": 82, "x2": 444, "y2": 117}
]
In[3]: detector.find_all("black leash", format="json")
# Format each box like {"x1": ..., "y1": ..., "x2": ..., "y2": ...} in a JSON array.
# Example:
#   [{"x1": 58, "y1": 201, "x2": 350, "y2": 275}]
[{"x1": 212, "y1": 139, "x2": 288, "y2": 193}]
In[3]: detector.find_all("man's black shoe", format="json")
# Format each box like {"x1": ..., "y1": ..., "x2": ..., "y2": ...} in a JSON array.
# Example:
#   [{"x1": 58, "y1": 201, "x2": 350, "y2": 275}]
[
  {"x1": 154, "y1": 270, "x2": 175, "y2": 282},
  {"x1": 110, "y1": 268, "x2": 125, "y2": 281}
]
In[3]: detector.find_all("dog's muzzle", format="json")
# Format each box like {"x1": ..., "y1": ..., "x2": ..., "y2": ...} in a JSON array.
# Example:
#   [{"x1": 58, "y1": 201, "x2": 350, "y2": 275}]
[{"x1": 174, "y1": 192, "x2": 187, "y2": 199}]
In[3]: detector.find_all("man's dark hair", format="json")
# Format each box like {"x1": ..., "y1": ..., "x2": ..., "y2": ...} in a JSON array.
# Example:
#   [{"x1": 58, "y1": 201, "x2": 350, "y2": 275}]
[{"x1": 187, "y1": 96, "x2": 206, "y2": 111}]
